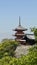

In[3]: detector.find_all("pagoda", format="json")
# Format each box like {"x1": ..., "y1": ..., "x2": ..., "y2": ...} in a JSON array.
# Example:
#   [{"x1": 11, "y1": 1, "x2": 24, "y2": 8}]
[{"x1": 13, "y1": 17, "x2": 27, "y2": 44}]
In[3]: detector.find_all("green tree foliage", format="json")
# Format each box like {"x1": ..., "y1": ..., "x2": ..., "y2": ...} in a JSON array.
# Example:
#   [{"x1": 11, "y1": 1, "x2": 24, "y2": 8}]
[
  {"x1": 30, "y1": 27, "x2": 36, "y2": 32},
  {"x1": 0, "y1": 39, "x2": 18, "y2": 59},
  {"x1": 31, "y1": 27, "x2": 37, "y2": 36},
  {"x1": 0, "y1": 39, "x2": 37, "y2": 65},
  {"x1": 34, "y1": 29, "x2": 37, "y2": 36},
  {"x1": 31, "y1": 27, "x2": 37, "y2": 42}
]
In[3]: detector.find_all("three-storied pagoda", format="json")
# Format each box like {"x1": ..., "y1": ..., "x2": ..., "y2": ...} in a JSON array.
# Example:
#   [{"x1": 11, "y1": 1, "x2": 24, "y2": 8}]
[{"x1": 13, "y1": 17, "x2": 27, "y2": 44}]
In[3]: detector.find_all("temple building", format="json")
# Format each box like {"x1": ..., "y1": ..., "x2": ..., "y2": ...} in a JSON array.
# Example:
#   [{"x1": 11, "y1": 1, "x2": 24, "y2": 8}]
[{"x1": 13, "y1": 17, "x2": 35, "y2": 45}]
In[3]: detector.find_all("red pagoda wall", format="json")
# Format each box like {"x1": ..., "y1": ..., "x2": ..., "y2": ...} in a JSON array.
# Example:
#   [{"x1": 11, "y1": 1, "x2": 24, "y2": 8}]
[{"x1": 15, "y1": 30, "x2": 24, "y2": 40}]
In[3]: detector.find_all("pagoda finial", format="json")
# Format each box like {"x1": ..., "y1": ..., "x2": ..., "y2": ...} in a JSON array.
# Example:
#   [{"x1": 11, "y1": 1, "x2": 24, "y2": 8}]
[{"x1": 19, "y1": 16, "x2": 21, "y2": 26}]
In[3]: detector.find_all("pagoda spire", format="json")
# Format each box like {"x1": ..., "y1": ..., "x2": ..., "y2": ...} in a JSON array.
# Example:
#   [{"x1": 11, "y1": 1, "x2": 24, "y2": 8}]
[{"x1": 19, "y1": 16, "x2": 21, "y2": 26}]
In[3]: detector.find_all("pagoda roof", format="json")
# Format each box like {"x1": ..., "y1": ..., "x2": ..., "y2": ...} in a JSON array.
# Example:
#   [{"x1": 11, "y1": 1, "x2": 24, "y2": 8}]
[
  {"x1": 14, "y1": 25, "x2": 27, "y2": 31},
  {"x1": 13, "y1": 34, "x2": 25, "y2": 36},
  {"x1": 13, "y1": 16, "x2": 27, "y2": 31},
  {"x1": 26, "y1": 35, "x2": 35, "y2": 40}
]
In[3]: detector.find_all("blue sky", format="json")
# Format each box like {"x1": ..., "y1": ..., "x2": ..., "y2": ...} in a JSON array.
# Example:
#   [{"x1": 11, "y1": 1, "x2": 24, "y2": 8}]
[{"x1": 0, "y1": 0, "x2": 37, "y2": 41}]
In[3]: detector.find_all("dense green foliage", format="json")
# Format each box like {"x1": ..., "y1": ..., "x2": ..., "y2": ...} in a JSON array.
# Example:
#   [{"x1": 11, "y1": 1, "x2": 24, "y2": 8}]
[
  {"x1": 0, "y1": 39, "x2": 18, "y2": 59},
  {"x1": 31, "y1": 27, "x2": 37, "y2": 43},
  {"x1": 31, "y1": 27, "x2": 37, "y2": 38},
  {"x1": 0, "y1": 39, "x2": 37, "y2": 65}
]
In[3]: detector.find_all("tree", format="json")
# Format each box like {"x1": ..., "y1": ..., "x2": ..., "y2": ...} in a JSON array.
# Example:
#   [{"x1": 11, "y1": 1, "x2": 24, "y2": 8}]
[
  {"x1": 31, "y1": 27, "x2": 37, "y2": 42},
  {"x1": 0, "y1": 39, "x2": 18, "y2": 59}
]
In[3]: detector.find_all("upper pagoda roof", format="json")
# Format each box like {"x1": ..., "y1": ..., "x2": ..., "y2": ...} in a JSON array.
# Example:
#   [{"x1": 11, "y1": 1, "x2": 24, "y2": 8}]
[
  {"x1": 13, "y1": 16, "x2": 27, "y2": 31},
  {"x1": 14, "y1": 25, "x2": 27, "y2": 31}
]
